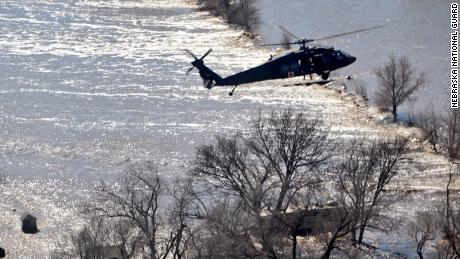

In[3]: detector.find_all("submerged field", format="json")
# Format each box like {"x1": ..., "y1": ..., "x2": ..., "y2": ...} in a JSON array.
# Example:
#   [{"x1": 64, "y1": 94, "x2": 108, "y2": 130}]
[{"x1": 0, "y1": 0, "x2": 452, "y2": 258}]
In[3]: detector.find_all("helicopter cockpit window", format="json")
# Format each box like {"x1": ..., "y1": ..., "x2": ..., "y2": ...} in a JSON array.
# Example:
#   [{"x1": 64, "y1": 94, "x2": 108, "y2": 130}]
[{"x1": 335, "y1": 51, "x2": 344, "y2": 59}]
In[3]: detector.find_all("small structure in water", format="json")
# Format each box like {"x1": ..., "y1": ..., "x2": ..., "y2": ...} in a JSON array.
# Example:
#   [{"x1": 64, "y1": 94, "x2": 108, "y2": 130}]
[
  {"x1": 21, "y1": 213, "x2": 38, "y2": 234},
  {"x1": 263, "y1": 207, "x2": 345, "y2": 236}
]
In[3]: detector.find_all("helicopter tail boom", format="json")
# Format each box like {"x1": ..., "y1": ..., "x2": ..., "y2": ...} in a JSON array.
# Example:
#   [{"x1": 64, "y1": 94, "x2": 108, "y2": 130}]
[{"x1": 192, "y1": 60, "x2": 223, "y2": 89}]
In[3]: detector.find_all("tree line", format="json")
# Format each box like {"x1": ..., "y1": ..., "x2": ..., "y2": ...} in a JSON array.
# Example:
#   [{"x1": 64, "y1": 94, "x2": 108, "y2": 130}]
[
  {"x1": 51, "y1": 107, "x2": 457, "y2": 259},
  {"x1": 195, "y1": 0, "x2": 259, "y2": 35}
]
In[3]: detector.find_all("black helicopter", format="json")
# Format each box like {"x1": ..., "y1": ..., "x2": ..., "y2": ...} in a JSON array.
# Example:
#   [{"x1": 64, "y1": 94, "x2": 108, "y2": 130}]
[{"x1": 186, "y1": 26, "x2": 382, "y2": 96}]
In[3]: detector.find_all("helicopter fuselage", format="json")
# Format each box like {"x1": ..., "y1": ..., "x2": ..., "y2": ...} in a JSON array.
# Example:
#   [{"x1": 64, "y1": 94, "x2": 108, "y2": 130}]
[
  {"x1": 187, "y1": 24, "x2": 382, "y2": 93},
  {"x1": 215, "y1": 47, "x2": 356, "y2": 86}
]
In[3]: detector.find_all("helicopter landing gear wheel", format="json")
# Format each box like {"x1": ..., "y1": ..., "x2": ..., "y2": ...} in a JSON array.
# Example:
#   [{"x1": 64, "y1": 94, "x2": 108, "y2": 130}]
[
  {"x1": 229, "y1": 85, "x2": 238, "y2": 96},
  {"x1": 321, "y1": 72, "x2": 330, "y2": 80}
]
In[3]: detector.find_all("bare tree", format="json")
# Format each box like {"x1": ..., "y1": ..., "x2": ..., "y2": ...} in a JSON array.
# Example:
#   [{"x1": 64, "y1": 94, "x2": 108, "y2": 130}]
[
  {"x1": 315, "y1": 137, "x2": 408, "y2": 258},
  {"x1": 197, "y1": 0, "x2": 259, "y2": 33},
  {"x1": 407, "y1": 212, "x2": 437, "y2": 259},
  {"x1": 91, "y1": 162, "x2": 198, "y2": 259},
  {"x1": 413, "y1": 109, "x2": 442, "y2": 153},
  {"x1": 197, "y1": 0, "x2": 220, "y2": 12},
  {"x1": 193, "y1": 109, "x2": 334, "y2": 258},
  {"x1": 319, "y1": 206, "x2": 356, "y2": 259},
  {"x1": 193, "y1": 133, "x2": 272, "y2": 216},
  {"x1": 114, "y1": 220, "x2": 141, "y2": 259},
  {"x1": 71, "y1": 217, "x2": 109, "y2": 259},
  {"x1": 93, "y1": 162, "x2": 163, "y2": 258},
  {"x1": 228, "y1": 0, "x2": 259, "y2": 32},
  {"x1": 166, "y1": 178, "x2": 200, "y2": 259},
  {"x1": 413, "y1": 108, "x2": 460, "y2": 159},
  {"x1": 375, "y1": 56, "x2": 426, "y2": 122},
  {"x1": 248, "y1": 109, "x2": 334, "y2": 212},
  {"x1": 442, "y1": 109, "x2": 460, "y2": 161},
  {"x1": 190, "y1": 198, "x2": 266, "y2": 259},
  {"x1": 265, "y1": 189, "x2": 317, "y2": 259},
  {"x1": 50, "y1": 216, "x2": 140, "y2": 259},
  {"x1": 337, "y1": 137, "x2": 408, "y2": 244},
  {"x1": 218, "y1": 0, "x2": 234, "y2": 21},
  {"x1": 193, "y1": 109, "x2": 334, "y2": 213},
  {"x1": 192, "y1": 133, "x2": 283, "y2": 258},
  {"x1": 436, "y1": 164, "x2": 460, "y2": 258}
]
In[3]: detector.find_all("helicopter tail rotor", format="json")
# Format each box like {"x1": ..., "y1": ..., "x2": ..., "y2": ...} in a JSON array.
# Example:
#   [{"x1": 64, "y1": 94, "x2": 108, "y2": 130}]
[
  {"x1": 185, "y1": 49, "x2": 198, "y2": 60},
  {"x1": 185, "y1": 49, "x2": 223, "y2": 89},
  {"x1": 185, "y1": 49, "x2": 213, "y2": 75}
]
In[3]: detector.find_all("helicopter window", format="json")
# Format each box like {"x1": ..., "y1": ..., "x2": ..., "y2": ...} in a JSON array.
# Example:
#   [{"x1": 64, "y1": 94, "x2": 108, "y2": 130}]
[
  {"x1": 290, "y1": 62, "x2": 299, "y2": 70},
  {"x1": 336, "y1": 51, "x2": 344, "y2": 59}
]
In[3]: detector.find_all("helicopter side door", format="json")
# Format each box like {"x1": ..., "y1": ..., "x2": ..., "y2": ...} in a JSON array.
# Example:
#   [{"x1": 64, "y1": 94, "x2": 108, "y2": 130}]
[
  {"x1": 281, "y1": 62, "x2": 300, "y2": 77},
  {"x1": 300, "y1": 55, "x2": 316, "y2": 76},
  {"x1": 280, "y1": 61, "x2": 300, "y2": 78},
  {"x1": 312, "y1": 54, "x2": 324, "y2": 73},
  {"x1": 275, "y1": 52, "x2": 303, "y2": 78},
  {"x1": 289, "y1": 61, "x2": 300, "y2": 77}
]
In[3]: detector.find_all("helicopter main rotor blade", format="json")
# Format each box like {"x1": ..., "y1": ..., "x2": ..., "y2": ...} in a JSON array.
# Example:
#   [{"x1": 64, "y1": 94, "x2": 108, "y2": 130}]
[
  {"x1": 259, "y1": 25, "x2": 383, "y2": 48},
  {"x1": 314, "y1": 25, "x2": 384, "y2": 41},
  {"x1": 278, "y1": 25, "x2": 301, "y2": 40},
  {"x1": 259, "y1": 42, "x2": 297, "y2": 47}
]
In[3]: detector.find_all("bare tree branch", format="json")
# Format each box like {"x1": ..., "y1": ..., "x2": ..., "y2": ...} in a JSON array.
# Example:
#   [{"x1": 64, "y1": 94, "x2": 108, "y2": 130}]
[{"x1": 375, "y1": 56, "x2": 425, "y2": 122}]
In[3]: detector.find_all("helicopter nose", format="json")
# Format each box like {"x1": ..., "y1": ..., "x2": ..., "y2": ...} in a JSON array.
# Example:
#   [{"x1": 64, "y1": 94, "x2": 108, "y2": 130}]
[{"x1": 349, "y1": 56, "x2": 356, "y2": 64}]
